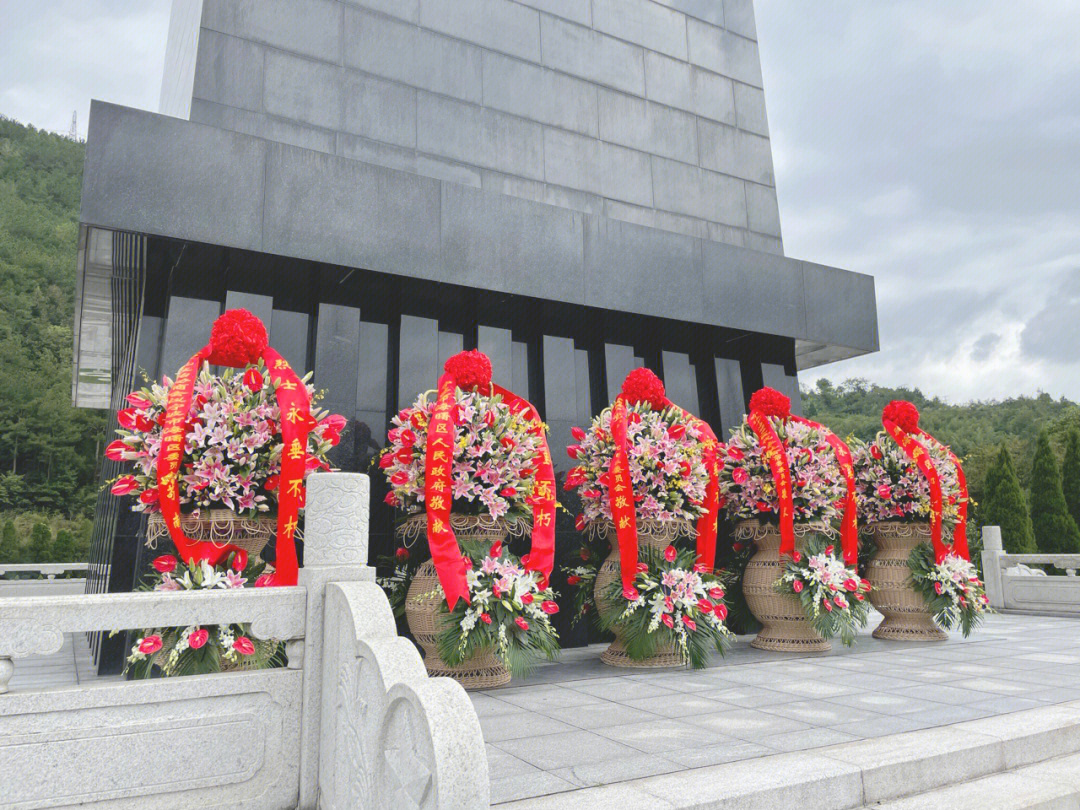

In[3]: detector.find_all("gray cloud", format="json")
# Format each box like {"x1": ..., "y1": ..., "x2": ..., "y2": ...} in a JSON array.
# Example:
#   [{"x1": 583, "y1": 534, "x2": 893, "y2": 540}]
[{"x1": 1020, "y1": 273, "x2": 1080, "y2": 363}]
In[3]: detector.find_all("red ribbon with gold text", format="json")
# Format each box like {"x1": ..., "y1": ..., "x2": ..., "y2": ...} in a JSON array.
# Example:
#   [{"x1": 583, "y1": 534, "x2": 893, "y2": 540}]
[
  {"x1": 609, "y1": 391, "x2": 723, "y2": 591},
  {"x1": 423, "y1": 370, "x2": 557, "y2": 609},
  {"x1": 881, "y1": 401, "x2": 969, "y2": 562},
  {"x1": 157, "y1": 316, "x2": 313, "y2": 586},
  {"x1": 747, "y1": 408, "x2": 796, "y2": 556}
]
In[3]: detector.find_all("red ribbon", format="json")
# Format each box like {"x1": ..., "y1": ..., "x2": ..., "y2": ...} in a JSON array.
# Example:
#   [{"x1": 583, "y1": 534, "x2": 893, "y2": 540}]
[
  {"x1": 156, "y1": 348, "x2": 313, "y2": 586},
  {"x1": 881, "y1": 418, "x2": 970, "y2": 563},
  {"x1": 423, "y1": 376, "x2": 557, "y2": 609},
  {"x1": 609, "y1": 396, "x2": 723, "y2": 591}
]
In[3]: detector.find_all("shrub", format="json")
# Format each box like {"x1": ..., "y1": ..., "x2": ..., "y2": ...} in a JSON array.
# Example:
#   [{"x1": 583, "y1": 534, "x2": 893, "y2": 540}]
[
  {"x1": 1029, "y1": 430, "x2": 1080, "y2": 554},
  {"x1": 27, "y1": 521, "x2": 53, "y2": 563},
  {"x1": 982, "y1": 446, "x2": 1036, "y2": 553}
]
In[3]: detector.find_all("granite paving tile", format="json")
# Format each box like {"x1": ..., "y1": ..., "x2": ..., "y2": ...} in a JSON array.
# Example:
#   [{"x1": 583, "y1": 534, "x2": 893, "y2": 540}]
[
  {"x1": 551, "y1": 753, "x2": 685, "y2": 788},
  {"x1": 685, "y1": 708, "x2": 814, "y2": 740},
  {"x1": 495, "y1": 729, "x2": 646, "y2": 770},
  {"x1": 591, "y1": 717, "x2": 729, "y2": 754}
]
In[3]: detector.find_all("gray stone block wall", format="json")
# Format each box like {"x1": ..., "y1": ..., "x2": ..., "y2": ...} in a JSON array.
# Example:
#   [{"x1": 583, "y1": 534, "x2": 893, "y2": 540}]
[{"x1": 182, "y1": 0, "x2": 782, "y2": 252}]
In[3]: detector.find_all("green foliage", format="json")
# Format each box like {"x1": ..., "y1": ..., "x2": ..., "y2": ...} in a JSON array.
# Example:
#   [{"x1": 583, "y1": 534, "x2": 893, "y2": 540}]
[
  {"x1": 0, "y1": 518, "x2": 19, "y2": 563},
  {"x1": 1062, "y1": 428, "x2": 1080, "y2": 532},
  {"x1": 52, "y1": 528, "x2": 77, "y2": 562},
  {"x1": 27, "y1": 520, "x2": 52, "y2": 563},
  {"x1": 1029, "y1": 430, "x2": 1080, "y2": 553},
  {"x1": 908, "y1": 542, "x2": 990, "y2": 637},
  {"x1": 982, "y1": 446, "x2": 1036, "y2": 553},
  {"x1": 0, "y1": 117, "x2": 107, "y2": 520}
]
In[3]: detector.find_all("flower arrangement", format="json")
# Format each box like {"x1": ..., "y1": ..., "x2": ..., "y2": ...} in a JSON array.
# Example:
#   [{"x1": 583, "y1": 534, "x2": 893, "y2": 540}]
[
  {"x1": 565, "y1": 404, "x2": 710, "y2": 528},
  {"x1": 599, "y1": 544, "x2": 733, "y2": 668},
  {"x1": 774, "y1": 535, "x2": 873, "y2": 646},
  {"x1": 909, "y1": 544, "x2": 991, "y2": 636},
  {"x1": 107, "y1": 362, "x2": 344, "y2": 517},
  {"x1": 718, "y1": 417, "x2": 847, "y2": 526},
  {"x1": 123, "y1": 550, "x2": 285, "y2": 677},
  {"x1": 435, "y1": 539, "x2": 560, "y2": 675},
  {"x1": 561, "y1": 529, "x2": 609, "y2": 624},
  {"x1": 851, "y1": 433, "x2": 964, "y2": 527},
  {"x1": 380, "y1": 389, "x2": 546, "y2": 520}
]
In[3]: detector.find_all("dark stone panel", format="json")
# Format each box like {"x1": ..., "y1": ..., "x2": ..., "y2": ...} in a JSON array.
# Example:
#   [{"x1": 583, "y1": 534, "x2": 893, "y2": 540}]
[
  {"x1": 270, "y1": 309, "x2": 310, "y2": 372},
  {"x1": 398, "y1": 314, "x2": 439, "y2": 407},
  {"x1": 262, "y1": 142, "x2": 442, "y2": 282},
  {"x1": 81, "y1": 102, "x2": 266, "y2": 251},
  {"x1": 441, "y1": 183, "x2": 586, "y2": 303},
  {"x1": 225, "y1": 291, "x2": 273, "y2": 327},
  {"x1": 583, "y1": 216, "x2": 705, "y2": 324},
  {"x1": 661, "y1": 350, "x2": 700, "y2": 415},
  {"x1": 715, "y1": 356, "x2": 745, "y2": 437},
  {"x1": 802, "y1": 260, "x2": 880, "y2": 353},
  {"x1": 700, "y1": 239, "x2": 806, "y2": 339},
  {"x1": 160, "y1": 296, "x2": 221, "y2": 376}
]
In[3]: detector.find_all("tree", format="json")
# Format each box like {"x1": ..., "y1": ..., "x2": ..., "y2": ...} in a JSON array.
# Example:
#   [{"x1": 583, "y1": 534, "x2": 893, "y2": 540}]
[
  {"x1": 52, "y1": 528, "x2": 78, "y2": 562},
  {"x1": 0, "y1": 519, "x2": 20, "y2": 563},
  {"x1": 1062, "y1": 428, "x2": 1080, "y2": 532},
  {"x1": 26, "y1": 521, "x2": 53, "y2": 563},
  {"x1": 982, "y1": 446, "x2": 1036, "y2": 553},
  {"x1": 1029, "y1": 430, "x2": 1080, "y2": 553}
]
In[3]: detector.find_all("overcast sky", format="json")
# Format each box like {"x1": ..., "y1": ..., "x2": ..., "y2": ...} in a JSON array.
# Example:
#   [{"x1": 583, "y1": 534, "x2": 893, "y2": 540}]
[{"x1": 1, "y1": 1, "x2": 1078, "y2": 404}]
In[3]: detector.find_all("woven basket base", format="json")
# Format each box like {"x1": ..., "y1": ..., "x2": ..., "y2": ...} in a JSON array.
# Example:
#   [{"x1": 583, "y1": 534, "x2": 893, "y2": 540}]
[
  {"x1": 592, "y1": 520, "x2": 693, "y2": 669},
  {"x1": 402, "y1": 516, "x2": 512, "y2": 690},
  {"x1": 867, "y1": 522, "x2": 947, "y2": 643},
  {"x1": 739, "y1": 520, "x2": 832, "y2": 654}
]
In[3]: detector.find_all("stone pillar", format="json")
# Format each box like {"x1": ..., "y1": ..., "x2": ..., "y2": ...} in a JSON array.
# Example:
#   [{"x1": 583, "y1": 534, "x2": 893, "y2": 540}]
[
  {"x1": 296, "y1": 472, "x2": 374, "y2": 809},
  {"x1": 982, "y1": 525, "x2": 1005, "y2": 609}
]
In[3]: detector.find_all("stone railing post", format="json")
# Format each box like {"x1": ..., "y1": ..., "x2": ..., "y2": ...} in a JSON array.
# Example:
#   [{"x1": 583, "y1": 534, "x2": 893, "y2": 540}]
[
  {"x1": 982, "y1": 525, "x2": 1005, "y2": 609},
  {"x1": 296, "y1": 472, "x2": 373, "y2": 810}
]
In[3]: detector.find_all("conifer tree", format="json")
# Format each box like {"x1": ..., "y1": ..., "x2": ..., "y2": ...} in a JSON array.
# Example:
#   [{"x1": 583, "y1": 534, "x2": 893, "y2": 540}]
[
  {"x1": 52, "y1": 529, "x2": 78, "y2": 562},
  {"x1": 0, "y1": 519, "x2": 20, "y2": 563},
  {"x1": 27, "y1": 521, "x2": 53, "y2": 564},
  {"x1": 1029, "y1": 430, "x2": 1080, "y2": 553},
  {"x1": 982, "y1": 446, "x2": 1036, "y2": 553},
  {"x1": 1062, "y1": 428, "x2": 1080, "y2": 533}
]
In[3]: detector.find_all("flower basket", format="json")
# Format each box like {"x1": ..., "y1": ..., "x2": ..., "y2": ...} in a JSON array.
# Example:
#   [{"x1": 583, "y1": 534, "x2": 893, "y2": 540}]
[
  {"x1": 592, "y1": 519, "x2": 694, "y2": 667},
  {"x1": 402, "y1": 514, "x2": 513, "y2": 689},
  {"x1": 146, "y1": 509, "x2": 278, "y2": 560},
  {"x1": 866, "y1": 522, "x2": 946, "y2": 641},
  {"x1": 739, "y1": 520, "x2": 832, "y2": 652}
]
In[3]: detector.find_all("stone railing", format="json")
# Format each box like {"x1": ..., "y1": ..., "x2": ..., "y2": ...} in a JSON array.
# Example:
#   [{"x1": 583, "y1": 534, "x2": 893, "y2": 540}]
[
  {"x1": 0, "y1": 563, "x2": 92, "y2": 579},
  {"x1": 0, "y1": 473, "x2": 488, "y2": 809},
  {"x1": 981, "y1": 525, "x2": 1080, "y2": 615},
  {"x1": 0, "y1": 562, "x2": 94, "y2": 597}
]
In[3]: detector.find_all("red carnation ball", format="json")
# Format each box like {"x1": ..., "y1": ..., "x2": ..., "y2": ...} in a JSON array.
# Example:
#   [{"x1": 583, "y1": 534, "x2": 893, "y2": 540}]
[
  {"x1": 749, "y1": 387, "x2": 791, "y2": 419},
  {"x1": 206, "y1": 309, "x2": 268, "y2": 367},
  {"x1": 883, "y1": 400, "x2": 920, "y2": 433},
  {"x1": 621, "y1": 368, "x2": 667, "y2": 410},
  {"x1": 444, "y1": 349, "x2": 492, "y2": 391}
]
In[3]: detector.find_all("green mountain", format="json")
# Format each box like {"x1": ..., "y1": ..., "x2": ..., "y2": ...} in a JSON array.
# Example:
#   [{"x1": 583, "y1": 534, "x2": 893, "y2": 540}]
[
  {"x1": 803, "y1": 378, "x2": 1080, "y2": 529},
  {"x1": 0, "y1": 116, "x2": 106, "y2": 529}
]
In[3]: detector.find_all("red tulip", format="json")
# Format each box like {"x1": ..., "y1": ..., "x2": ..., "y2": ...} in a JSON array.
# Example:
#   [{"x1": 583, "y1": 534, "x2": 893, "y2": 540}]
[
  {"x1": 111, "y1": 476, "x2": 139, "y2": 496},
  {"x1": 541, "y1": 600, "x2": 559, "y2": 615},
  {"x1": 243, "y1": 368, "x2": 264, "y2": 391},
  {"x1": 138, "y1": 635, "x2": 163, "y2": 655},
  {"x1": 571, "y1": 426, "x2": 586, "y2": 441},
  {"x1": 233, "y1": 637, "x2": 255, "y2": 656},
  {"x1": 663, "y1": 545, "x2": 678, "y2": 562},
  {"x1": 152, "y1": 555, "x2": 177, "y2": 573},
  {"x1": 105, "y1": 439, "x2": 132, "y2": 461},
  {"x1": 514, "y1": 617, "x2": 529, "y2": 632},
  {"x1": 480, "y1": 612, "x2": 492, "y2": 624},
  {"x1": 188, "y1": 628, "x2": 209, "y2": 650}
]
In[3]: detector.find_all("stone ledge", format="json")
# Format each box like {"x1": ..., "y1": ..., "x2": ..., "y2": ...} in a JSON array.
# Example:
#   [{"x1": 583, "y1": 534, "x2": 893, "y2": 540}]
[{"x1": 496, "y1": 702, "x2": 1080, "y2": 809}]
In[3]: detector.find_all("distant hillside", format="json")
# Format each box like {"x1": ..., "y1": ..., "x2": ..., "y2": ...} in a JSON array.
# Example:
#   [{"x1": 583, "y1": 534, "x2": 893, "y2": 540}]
[
  {"x1": 803, "y1": 378, "x2": 1080, "y2": 523},
  {"x1": 0, "y1": 116, "x2": 105, "y2": 522}
]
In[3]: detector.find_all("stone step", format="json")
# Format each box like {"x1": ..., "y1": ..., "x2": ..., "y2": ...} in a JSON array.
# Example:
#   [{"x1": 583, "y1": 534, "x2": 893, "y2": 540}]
[
  {"x1": 865, "y1": 752, "x2": 1080, "y2": 809},
  {"x1": 496, "y1": 702, "x2": 1080, "y2": 809}
]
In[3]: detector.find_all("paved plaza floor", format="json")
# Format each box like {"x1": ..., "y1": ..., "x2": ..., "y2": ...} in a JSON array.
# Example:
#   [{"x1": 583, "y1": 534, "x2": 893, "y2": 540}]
[
  {"x1": 471, "y1": 612, "x2": 1080, "y2": 805},
  {"x1": 6, "y1": 631, "x2": 105, "y2": 692}
]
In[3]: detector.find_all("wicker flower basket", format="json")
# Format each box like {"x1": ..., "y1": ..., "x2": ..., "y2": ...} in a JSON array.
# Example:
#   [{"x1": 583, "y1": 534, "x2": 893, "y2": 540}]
[
  {"x1": 401, "y1": 513, "x2": 513, "y2": 690},
  {"x1": 146, "y1": 509, "x2": 277, "y2": 559},
  {"x1": 592, "y1": 518, "x2": 694, "y2": 668},
  {"x1": 866, "y1": 522, "x2": 947, "y2": 641},
  {"x1": 739, "y1": 519, "x2": 831, "y2": 652}
]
